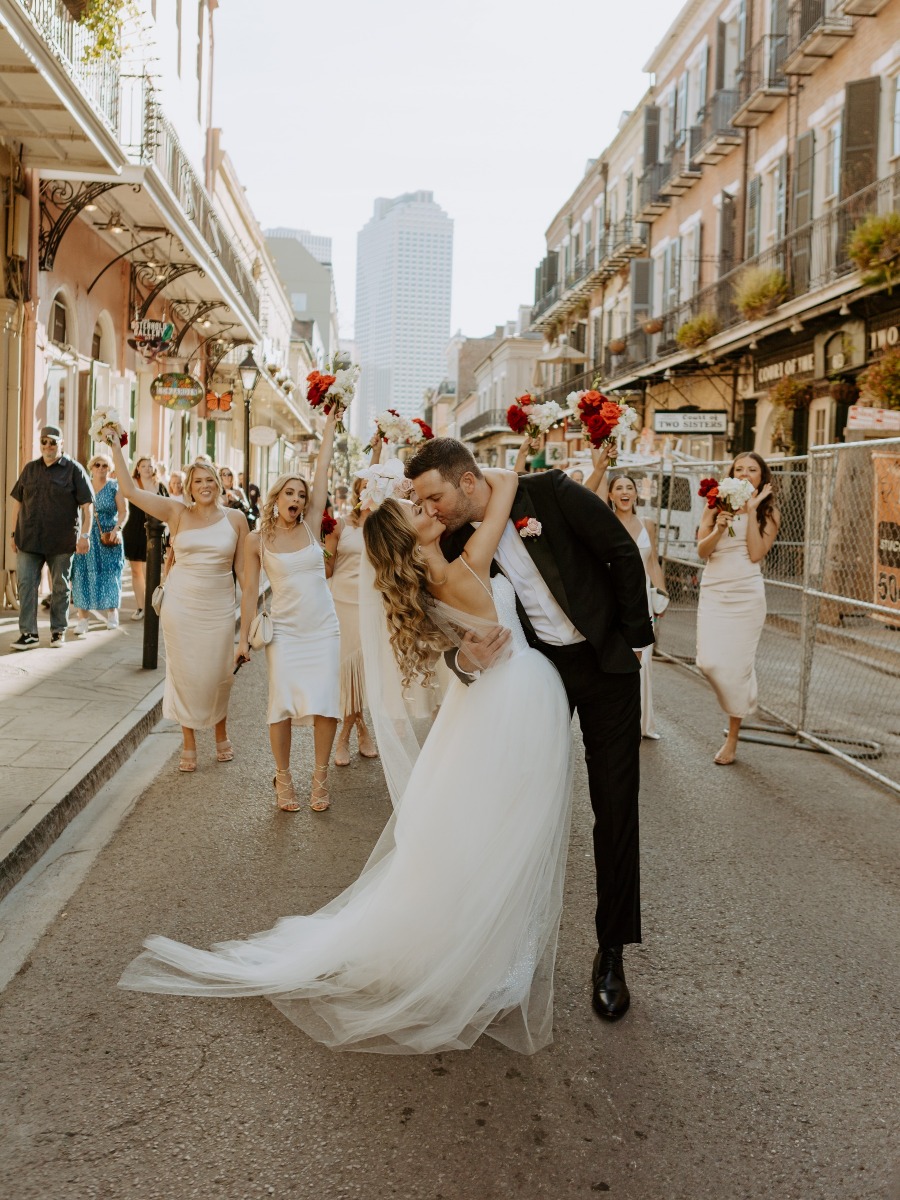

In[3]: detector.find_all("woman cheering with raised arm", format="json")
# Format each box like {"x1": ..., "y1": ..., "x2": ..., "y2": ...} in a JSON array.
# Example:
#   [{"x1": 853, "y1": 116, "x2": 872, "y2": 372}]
[
  {"x1": 236, "y1": 408, "x2": 341, "y2": 812},
  {"x1": 696, "y1": 452, "x2": 780, "y2": 766},
  {"x1": 104, "y1": 434, "x2": 248, "y2": 772}
]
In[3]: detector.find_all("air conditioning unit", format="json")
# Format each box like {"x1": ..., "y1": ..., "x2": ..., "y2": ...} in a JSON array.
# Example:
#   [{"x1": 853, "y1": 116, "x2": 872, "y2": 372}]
[{"x1": 7, "y1": 194, "x2": 30, "y2": 261}]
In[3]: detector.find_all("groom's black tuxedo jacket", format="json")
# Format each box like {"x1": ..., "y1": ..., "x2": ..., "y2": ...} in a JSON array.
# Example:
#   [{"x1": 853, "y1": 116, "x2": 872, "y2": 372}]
[{"x1": 441, "y1": 469, "x2": 654, "y2": 675}]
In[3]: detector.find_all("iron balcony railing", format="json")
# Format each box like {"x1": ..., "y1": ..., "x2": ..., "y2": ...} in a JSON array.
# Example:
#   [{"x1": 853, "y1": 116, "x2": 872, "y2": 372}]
[
  {"x1": 604, "y1": 169, "x2": 900, "y2": 381},
  {"x1": 698, "y1": 88, "x2": 741, "y2": 148},
  {"x1": 459, "y1": 408, "x2": 512, "y2": 440},
  {"x1": 786, "y1": 0, "x2": 853, "y2": 55},
  {"x1": 538, "y1": 367, "x2": 599, "y2": 406},
  {"x1": 639, "y1": 160, "x2": 672, "y2": 210},
  {"x1": 12, "y1": 0, "x2": 120, "y2": 131},
  {"x1": 530, "y1": 221, "x2": 648, "y2": 326},
  {"x1": 737, "y1": 34, "x2": 789, "y2": 104}
]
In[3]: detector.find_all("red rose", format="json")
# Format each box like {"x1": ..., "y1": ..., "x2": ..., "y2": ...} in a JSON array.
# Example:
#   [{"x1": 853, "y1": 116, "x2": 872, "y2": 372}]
[
  {"x1": 577, "y1": 390, "x2": 606, "y2": 417},
  {"x1": 507, "y1": 403, "x2": 529, "y2": 434},
  {"x1": 321, "y1": 513, "x2": 337, "y2": 537},
  {"x1": 582, "y1": 411, "x2": 615, "y2": 446},
  {"x1": 412, "y1": 417, "x2": 434, "y2": 440},
  {"x1": 698, "y1": 477, "x2": 719, "y2": 498},
  {"x1": 306, "y1": 370, "x2": 336, "y2": 407},
  {"x1": 515, "y1": 392, "x2": 533, "y2": 406},
  {"x1": 119, "y1": 432, "x2": 128, "y2": 447}
]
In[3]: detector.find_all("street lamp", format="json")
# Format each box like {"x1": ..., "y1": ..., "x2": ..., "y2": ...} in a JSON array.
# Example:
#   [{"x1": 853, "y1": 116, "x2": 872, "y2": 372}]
[{"x1": 239, "y1": 350, "x2": 261, "y2": 488}]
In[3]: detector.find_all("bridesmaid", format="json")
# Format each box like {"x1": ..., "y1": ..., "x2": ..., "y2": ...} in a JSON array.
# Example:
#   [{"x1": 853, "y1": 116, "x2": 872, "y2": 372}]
[
  {"x1": 71, "y1": 450, "x2": 128, "y2": 633},
  {"x1": 122, "y1": 456, "x2": 168, "y2": 620},
  {"x1": 323, "y1": 437, "x2": 381, "y2": 767},
  {"x1": 106, "y1": 437, "x2": 247, "y2": 772},
  {"x1": 236, "y1": 410, "x2": 340, "y2": 812},
  {"x1": 696, "y1": 452, "x2": 779, "y2": 766},
  {"x1": 607, "y1": 475, "x2": 667, "y2": 739}
]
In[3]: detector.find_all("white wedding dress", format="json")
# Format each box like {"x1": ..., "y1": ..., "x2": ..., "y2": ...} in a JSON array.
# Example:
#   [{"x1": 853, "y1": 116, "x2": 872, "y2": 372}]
[{"x1": 119, "y1": 575, "x2": 574, "y2": 1055}]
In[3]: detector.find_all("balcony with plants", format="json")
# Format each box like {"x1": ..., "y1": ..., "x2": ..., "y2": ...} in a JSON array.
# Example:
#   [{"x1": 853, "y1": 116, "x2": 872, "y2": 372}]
[
  {"x1": 732, "y1": 35, "x2": 789, "y2": 127},
  {"x1": 602, "y1": 168, "x2": 900, "y2": 385},
  {"x1": 783, "y1": 0, "x2": 855, "y2": 75}
]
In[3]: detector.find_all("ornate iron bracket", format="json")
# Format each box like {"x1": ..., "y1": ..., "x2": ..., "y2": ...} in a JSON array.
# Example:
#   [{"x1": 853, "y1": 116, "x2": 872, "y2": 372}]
[
  {"x1": 86, "y1": 236, "x2": 162, "y2": 295},
  {"x1": 207, "y1": 336, "x2": 252, "y2": 380},
  {"x1": 133, "y1": 262, "x2": 203, "y2": 319},
  {"x1": 187, "y1": 324, "x2": 237, "y2": 372},
  {"x1": 39, "y1": 180, "x2": 137, "y2": 272},
  {"x1": 169, "y1": 301, "x2": 230, "y2": 356}
]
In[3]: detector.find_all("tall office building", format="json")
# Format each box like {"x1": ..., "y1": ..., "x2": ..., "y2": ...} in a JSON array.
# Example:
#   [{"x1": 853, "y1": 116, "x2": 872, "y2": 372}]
[{"x1": 354, "y1": 191, "x2": 453, "y2": 430}]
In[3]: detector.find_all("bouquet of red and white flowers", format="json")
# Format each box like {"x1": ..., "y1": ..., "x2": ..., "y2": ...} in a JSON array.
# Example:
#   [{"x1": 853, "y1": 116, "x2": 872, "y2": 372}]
[
  {"x1": 305, "y1": 360, "x2": 360, "y2": 433},
  {"x1": 565, "y1": 389, "x2": 638, "y2": 466},
  {"x1": 698, "y1": 475, "x2": 755, "y2": 537},
  {"x1": 506, "y1": 394, "x2": 565, "y2": 439},
  {"x1": 375, "y1": 409, "x2": 434, "y2": 446},
  {"x1": 90, "y1": 407, "x2": 128, "y2": 447}
]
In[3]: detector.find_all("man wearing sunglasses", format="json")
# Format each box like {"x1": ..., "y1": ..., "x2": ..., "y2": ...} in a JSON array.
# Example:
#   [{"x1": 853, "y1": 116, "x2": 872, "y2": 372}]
[{"x1": 9, "y1": 425, "x2": 94, "y2": 649}]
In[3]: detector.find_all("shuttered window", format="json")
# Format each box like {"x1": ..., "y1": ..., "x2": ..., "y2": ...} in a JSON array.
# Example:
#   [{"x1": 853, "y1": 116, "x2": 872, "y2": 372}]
[
  {"x1": 893, "y1": 78, "x2": 900, "y2": 158},
  {"x1": 841, "y1": 77, "x2": 881, "y2": 198},
  {"x1": 663, "y1": 239, "x2": 681, "y2": 313},
  {"x1": 793, "y1": 131, "x2": 815, "y2": 292},
  {"x1": 643, "y1": 106, "x2": 660, "y2": 168},
  {"x1": 630, "y1": 259, "x2": 653, "y2": 327},
  {"x1": 745, "y1": 176, "x2": 761, "y2": 260},
  {"x1": 719, "y1": 191, "x2": 736, "y2": 275},
  {"x1": 715, "y1": 20, "x2": 727, "y2": 91},
  {"x1": 773, "y1": 155, "x2": 787, "y2": 243}
]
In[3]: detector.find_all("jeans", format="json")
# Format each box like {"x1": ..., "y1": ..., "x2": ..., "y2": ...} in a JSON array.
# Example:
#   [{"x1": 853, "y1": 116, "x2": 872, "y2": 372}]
[{"x1": 16, "y1": 549, "x2": 74, "y2": 635}]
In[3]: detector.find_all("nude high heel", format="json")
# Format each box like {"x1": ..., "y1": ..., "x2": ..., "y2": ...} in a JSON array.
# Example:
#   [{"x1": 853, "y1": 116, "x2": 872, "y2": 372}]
[
  {"x1": 273, "y1": 768, "x2": 300, "y2": 812},
  {"x1": 309, "y1": 764, "x2": 330, "y2": 812}
]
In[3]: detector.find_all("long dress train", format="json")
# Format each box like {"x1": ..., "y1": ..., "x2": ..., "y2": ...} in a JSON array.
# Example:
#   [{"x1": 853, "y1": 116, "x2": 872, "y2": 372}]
[{"x1": 120, "y1": 575, "x2": 574, "y2": 1055}]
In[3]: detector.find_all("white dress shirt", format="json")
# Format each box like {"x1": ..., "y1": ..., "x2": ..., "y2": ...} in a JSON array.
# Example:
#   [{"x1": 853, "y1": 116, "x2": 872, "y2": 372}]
[{"x1": 492, "y1": 520, "x2": 585, "y2": 646}]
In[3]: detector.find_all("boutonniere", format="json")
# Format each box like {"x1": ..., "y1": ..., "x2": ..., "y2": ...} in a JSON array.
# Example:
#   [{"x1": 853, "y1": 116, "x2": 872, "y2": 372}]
[{"x1": 514, "y1": 516, "x2": 542, "y2": 539}]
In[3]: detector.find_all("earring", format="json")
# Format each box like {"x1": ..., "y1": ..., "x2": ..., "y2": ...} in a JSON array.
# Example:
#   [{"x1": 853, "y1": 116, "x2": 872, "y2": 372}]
[{"x1": 273, "y1": 503, "x2": 279, "y2": 518}]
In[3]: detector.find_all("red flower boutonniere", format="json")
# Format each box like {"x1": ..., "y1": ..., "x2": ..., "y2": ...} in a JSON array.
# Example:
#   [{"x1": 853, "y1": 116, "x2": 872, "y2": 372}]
[{"x1": 514, "y1": 516, "x2": 542, "y2": 539}]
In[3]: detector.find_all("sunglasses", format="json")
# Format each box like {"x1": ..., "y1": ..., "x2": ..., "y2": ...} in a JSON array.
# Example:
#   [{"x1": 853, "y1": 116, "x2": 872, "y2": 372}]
[{"x1": 40, "y1": 438, "x2": 60, "y2": 446}]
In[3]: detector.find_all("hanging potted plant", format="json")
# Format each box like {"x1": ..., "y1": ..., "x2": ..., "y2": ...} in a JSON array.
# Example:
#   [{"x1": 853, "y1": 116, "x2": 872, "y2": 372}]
[
  {"x1": 859, "y1": 349, "x2": 900, "y2": 410},
  {"x1": 642, "y1": 316, "x2": 664, "y2": 335},
  {"x1": 847, "y1": 211, "x2": 900, "y2": 293},
  {"x1": 829, "y1": 377, "x2": 860, "y2": 405},
  {"x1": 675, "y1": 312, "x2": 720, "y2": 350},
  {"x1": 769, "y1": 376, "x2": 813, "y2": 411},
  {"x1": 76, "y1": 0, "x2": 137, "y2": 61},
  {"x1": 608, "y1": 336, "x2": 627, "y2": 355},
  {"x1": 733, "y1": 265, "x2": 789, "y2": 321}
]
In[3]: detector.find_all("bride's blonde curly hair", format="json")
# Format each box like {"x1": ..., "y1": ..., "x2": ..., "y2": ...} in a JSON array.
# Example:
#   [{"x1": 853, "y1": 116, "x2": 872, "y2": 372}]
[
  {"x1": 363, "y1": 498, "x2": 452, "y2": 689},
  {"x1": 259, "y1": 473, "x2": 309, "y2": 542}
]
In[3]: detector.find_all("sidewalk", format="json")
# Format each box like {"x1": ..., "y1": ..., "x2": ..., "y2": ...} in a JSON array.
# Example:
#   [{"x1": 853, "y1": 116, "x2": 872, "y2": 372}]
[{"x1": 0, "y1": 596, "x2": 167, "y2": 900}]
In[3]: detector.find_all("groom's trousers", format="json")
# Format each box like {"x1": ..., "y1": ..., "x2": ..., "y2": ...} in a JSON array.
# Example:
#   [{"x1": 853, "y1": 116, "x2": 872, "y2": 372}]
[{"x1": 535, "y1": 639, "x2": 642, "y2": 948}]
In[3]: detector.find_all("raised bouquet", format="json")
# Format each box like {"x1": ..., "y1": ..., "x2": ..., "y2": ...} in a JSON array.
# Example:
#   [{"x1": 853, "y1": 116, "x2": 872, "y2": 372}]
[
  {"x1": 354, "y1": 459, "x2": 413, "y2": 512},
  {"x1": 89, "y1": 407, "x2": 128, "y2": 447},
  {"x1": 506, "y1": 394, "x2": 565, "y2": 440},
  {"x1": 305, "y1": 360, "x2": 360, "y2": 434},
  {"x1": 375, "y1": 409, "x2": 434, "y2": 446},
  {"x1": 566, "y1": 390, "x2": 638, "y2": 466},
  {"x1": 698, "y1": 475, "x2": 755, "y2": 537}
]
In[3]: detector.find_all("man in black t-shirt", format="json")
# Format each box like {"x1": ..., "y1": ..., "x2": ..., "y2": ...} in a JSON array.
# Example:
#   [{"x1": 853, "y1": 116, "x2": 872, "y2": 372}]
[{"x1": 9, "y1": 426, "x2": 94, "y2": 649}]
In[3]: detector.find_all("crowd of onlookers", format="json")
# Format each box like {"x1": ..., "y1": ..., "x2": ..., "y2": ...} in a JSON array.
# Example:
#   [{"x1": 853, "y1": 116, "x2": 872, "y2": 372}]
[{"x1": 7, "y1": 422, "x2": 257, "y2": 648}]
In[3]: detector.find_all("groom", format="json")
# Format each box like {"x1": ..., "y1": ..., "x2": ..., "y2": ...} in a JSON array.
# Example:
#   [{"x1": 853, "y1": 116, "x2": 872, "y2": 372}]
[{"x1": 406, "y1": 439, "x2": 654, "y2": 1020}]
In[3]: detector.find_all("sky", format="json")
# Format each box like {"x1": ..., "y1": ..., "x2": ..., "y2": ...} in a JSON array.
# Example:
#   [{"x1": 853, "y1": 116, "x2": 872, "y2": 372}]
[{"x1": 211, "y1": 0, "x2": 686, "y2": 341}]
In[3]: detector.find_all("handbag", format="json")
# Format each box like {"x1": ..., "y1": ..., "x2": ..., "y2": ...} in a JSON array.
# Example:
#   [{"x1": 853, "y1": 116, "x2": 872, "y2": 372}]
[
  {"x1": 650, "y1": 587, "x2": 670, "y2": 616},
  {"x1": 248, "y1": 607, "x2": 272, "y2": 649},
  {"x1": 99, "y1": 527, "x2": 120, "y2": 546},
  {"x1": 151, "y1": 581, "x2": 165, "y2": 616}
]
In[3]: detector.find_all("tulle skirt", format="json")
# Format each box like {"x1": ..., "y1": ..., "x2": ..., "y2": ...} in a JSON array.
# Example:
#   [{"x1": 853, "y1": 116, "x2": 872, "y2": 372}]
[{"x1": 119, "y1": 646, "x2": 573, "y2": 1055}]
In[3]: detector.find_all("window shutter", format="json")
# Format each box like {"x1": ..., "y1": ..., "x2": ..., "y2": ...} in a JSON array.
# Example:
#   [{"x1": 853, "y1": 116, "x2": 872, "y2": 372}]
[
  {"x1": 775, "y1": 153, "x2": 787, "y2": 242},
  {"x1": 624, "y1": 173, "x2": 634, "y2": 223},
  {"x1": 737, "y1": 0, "x2": 747, "y2": 62},
  {"x1": 630, "y1": 258, "x2": 653, "y2": 325},
  {"x1": 545, "y1": 251, "x2": 558, "y2": 288},
  {"x1": 719, "y1": 191, "x2": 736, "y2": 275},
  {"x1": 643, "y1": 106, "x2": 660, "y2": 168},
  {"x1": 715, "y1": 21, "x2": 727, "y2": 91},
  {"x1": 691, "y1": 222, "x2": 702, "y2": 297},
  {"x1": 534, "y1": 265, "x2": 542, "y2": 302},
  {"x1": 696, "y1": 48, "x2": 709, "y2": 122},
  {"x1": 799, "y1": 0, "x2": 824, "y2": 39},
  {"x1": 665, "y1": 238, "x2": 682, "y2": 312},
  {"x1": 745, "y1": 177, "x2": 761, "y2": 260},
  {"x1": 841, "y1": 77, "x2": 881, "y2": 197},
  {"x1": 676, "y1": 72, "x2": 689, "y2": 140},
  {"x1": 792, "y1": 131, "x2": 815, "y2": 292},
  {"x1": 771, "y1": 0, "x2": 789, "y2": 36}
]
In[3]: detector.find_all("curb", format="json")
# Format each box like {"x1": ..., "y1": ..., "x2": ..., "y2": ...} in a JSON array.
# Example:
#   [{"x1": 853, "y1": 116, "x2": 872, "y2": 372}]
[{"x1": 0, "y1": 682, "x2": 166, "y2": 902}]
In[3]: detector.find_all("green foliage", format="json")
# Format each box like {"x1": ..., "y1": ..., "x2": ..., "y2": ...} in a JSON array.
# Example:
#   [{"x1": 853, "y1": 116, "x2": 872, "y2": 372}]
[
  {"x1": 847, "y1": 211, "x2": 900, "y2": 293},
  {"x1": 859, "y1": 349, "x2": 900, "y2": 411},
  {"x1": 675, "y1": 312, "x2": 720, "y2": 350},
  {"x1": 733, "y1": 266, "x2": 789, "y2": 321},
  {"x1": 78, "y1": 0, "x2": 135, "y2": 62},
  {"x1": 769, "y1": 376, "x2": 813, "y2": 411}
]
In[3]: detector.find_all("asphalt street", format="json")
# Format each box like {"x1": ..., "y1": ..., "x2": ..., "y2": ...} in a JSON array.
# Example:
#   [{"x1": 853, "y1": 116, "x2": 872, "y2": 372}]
[{"x1": 0, "y1": 654, "x2": 897, "y2": 1200}]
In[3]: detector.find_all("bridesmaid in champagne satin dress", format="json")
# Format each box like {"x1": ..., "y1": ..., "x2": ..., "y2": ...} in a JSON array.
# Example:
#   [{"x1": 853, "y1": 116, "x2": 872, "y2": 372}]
[
  {"x1": 237, "y1": 410, "x2": 340, "y2": 813},
  {"x1": 696, "y1": 452, "x2": 780, "y2": 766},
  {"x1": 105, "y1": 442, "x2": 248, "y2": 772}
]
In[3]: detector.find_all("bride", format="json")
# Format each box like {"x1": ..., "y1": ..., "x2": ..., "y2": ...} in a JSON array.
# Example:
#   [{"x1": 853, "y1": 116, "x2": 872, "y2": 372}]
[{"x1": 119, "y1": 468, "x2": 574, "y2": 1055}]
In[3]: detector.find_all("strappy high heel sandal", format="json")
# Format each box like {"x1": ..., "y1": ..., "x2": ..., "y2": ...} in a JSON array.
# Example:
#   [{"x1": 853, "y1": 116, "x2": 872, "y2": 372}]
[
  {"x1": 178, "y1": 749, "x2": 197, "y2": 773},
  {"x1": 273, "y1": 768, "x2": 300, "y2": 812},
  {"x1": 334, "y1": 738, "x2": 351, "y2": 767},
  {"x1": 309, "y1": 763, "x2": 331, "y2": 812},
  {"x1": 357, "y1": 722, "x2": 378, "y2": 760},
  {"x1": 216, "y1": 739, "x2": 234, "y2": 762}
]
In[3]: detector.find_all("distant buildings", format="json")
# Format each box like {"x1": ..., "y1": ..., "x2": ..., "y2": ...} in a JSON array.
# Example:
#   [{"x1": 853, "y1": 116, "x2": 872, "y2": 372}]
[
  {"x1": 265, "y1": 230, "x2": 340, "y2": 361},
  {"x1": 265, "y1": 227, "x2": 333, "y2": 267},
  {"x1": 355, "y1": 191, "x2": 453, "y2": 432}
]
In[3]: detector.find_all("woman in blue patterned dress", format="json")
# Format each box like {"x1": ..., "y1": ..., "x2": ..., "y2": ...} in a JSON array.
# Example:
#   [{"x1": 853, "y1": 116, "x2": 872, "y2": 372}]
[{"x1": 71, "y1": 451, "x2": 128, "y2": 635}]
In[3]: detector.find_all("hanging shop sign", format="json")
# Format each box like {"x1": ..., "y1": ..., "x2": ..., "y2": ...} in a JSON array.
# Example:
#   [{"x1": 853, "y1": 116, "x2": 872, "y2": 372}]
[
  {"x1": 865, "y1": 309, "x2": 900, "y2": 360},
  {"x1": 873, "y1": 452, "x2": 900, "y2": 618},
  {"x1": 847, "y1": 405, "x2": 900, "y2": 432},
  {"x1": 248, "y1": 425, "x2": 278, "y2": 447},
  {"x1": 653, "y1": 410, "x2": 728, "y2": 434},
  {"x1": 754, "y1": 343, "x2": 816, "y2": 391},
  {"x1": 150, "y1": 372, "x2": 204, "y2": 410}
]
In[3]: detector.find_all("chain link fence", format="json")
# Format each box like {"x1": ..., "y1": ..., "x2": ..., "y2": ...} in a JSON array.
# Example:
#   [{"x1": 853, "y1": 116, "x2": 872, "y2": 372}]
[{"x1": 623, "y1": 438, "x2": 900, "y2": 796}]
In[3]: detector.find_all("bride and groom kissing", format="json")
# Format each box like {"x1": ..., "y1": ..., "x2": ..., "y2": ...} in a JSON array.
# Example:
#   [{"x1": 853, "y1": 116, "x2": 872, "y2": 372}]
[{"x1": 120, "y1": 438, "x2": 654, "y2": 1055}]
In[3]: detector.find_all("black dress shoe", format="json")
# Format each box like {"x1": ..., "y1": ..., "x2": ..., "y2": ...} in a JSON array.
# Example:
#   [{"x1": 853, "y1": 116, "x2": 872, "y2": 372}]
[{"x1": 591, "y1": 945, "x2": 630, "y2": 1020}]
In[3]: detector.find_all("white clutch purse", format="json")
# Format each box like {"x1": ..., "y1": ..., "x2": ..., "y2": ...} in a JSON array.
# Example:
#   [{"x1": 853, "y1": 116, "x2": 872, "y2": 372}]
[
  {"x1": 248, "y1": 608, "x2": 272, "y2": 649},
  {"x1": 650, "y1": 587, "x2": 670, "y2": 616}
]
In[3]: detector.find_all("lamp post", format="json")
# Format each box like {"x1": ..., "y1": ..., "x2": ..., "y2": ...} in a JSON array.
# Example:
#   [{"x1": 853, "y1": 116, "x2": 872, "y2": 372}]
[{"x1": 239, "y1": 350, "x2": 261, "y2": 489}]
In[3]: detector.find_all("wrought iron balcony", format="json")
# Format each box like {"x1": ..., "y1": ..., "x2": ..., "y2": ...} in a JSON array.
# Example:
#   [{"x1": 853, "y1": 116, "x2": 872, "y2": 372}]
[
  {"x1": 784, "y1": 0, "x2": 855, "y2": 74},
  {"x1": 459, "y1": 408, "x2": 511, "y2": 441},
  {"x1": 637, "y1": 162, "x2": 672, "y2": 222},
  {"x1": 603, "y1": 169, "x2": 900, "y2": 384},
  {"x1": 660, "y1": 128, "x2": 704, "y2": 195},
  {"x1": 733, "y1": 35, "x2": 789, "y2": 127},
  {"x1": 695, "y1": 90, "x2": 742, "y2": 164}
]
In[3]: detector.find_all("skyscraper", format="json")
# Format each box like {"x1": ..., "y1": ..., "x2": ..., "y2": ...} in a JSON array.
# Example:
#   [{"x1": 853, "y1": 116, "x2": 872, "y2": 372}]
[{"x1": 354, "y1": 191, "x2": 453, "y2": 431}]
